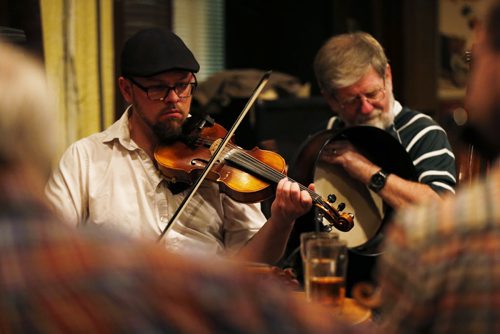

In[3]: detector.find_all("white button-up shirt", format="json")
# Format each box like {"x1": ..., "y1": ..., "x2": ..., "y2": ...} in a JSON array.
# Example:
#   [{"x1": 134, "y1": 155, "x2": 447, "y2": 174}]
[{"x1": 46, "y1": 109, "x2": 266, "y2": 256}]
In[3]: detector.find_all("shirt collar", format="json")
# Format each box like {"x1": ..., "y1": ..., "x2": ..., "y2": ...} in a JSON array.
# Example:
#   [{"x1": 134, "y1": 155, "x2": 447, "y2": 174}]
[
  {"x1": 393, "y1": 99, "x2": 403, "y2": 116},
  {"x1": 101, "y1": 105, "x2": 139, "y2": 151}
]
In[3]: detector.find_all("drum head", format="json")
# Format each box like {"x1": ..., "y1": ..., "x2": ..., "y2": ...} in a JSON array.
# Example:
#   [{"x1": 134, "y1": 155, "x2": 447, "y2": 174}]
[
  {"x1": 307, "y1": 126, "x2": 417, "y2": 255},
  {"x1": 314, "y1": 161, "x2": 384, "y2": 249},
  {"x1": 284, "y1": 125, "x2": 417, "y2": 259}
]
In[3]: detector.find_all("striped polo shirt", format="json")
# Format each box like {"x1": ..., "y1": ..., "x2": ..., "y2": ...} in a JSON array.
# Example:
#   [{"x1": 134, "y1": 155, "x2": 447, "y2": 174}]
[{"x1": 327, "y1": 100, "x2": 457, "y2": 194}]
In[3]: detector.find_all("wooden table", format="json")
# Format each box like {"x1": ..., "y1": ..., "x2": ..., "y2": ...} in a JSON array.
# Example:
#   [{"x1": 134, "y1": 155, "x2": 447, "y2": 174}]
[
  {"x1": 243, "y1": 263, "x2": 372, "y2": 325},
  {"x1": 290, "y1": 291, "x2": 371, "y2": 325},
  {"x1": 341, "y1": 297, "x2": 372, "y2": 325}
]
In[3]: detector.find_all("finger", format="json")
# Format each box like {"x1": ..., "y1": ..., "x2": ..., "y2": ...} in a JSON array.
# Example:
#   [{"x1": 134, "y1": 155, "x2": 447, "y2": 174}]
[
  {"x1": 282, "y1": 179, "x2": 293, "y2": 200},
  {"x1": 322, "y1": 145, "x2": 338, "y2": 156},
  {"x1": 330, "y1": 140, "x2": 355, "y2": 156},
  {"x1": 289, "y1": 182, "x2": 301, "y2": 203},
  {"x1": 308, "y1": 183, "x2": 315, "y2": 192},
  {"x1": 276, "y1": 178, "x2": 290, "y2": 203},
  {"x1": 334, "y1": 139, "x2": 350, "y2": 149},
  {"x1": 276, "y1": 178, "x2": 287, "y2": 198},
  {"x1": 300, "y1": 189, "x2": 313, "y2": 209}
]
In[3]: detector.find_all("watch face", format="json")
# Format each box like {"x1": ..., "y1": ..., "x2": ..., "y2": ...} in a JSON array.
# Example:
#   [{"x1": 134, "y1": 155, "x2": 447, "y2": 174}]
[
  {"x1": 370, "y1": 171, "x2": 387, "y2": 192},
  {"x1": 372, "y1": 174, "x2": 385, "y2": 187}
]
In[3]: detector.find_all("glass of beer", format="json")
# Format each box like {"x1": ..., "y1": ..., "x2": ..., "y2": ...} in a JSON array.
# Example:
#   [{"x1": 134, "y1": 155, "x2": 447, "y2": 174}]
[
  {"x1": 300, "y1": 232, "x2": 339, "y2": 261},
  {"x1": 300, "y1": 232, "x2": 339, "y2": 297},
  {"x1": 304, "y1": 238, "x2": 348, "y2": 312}
]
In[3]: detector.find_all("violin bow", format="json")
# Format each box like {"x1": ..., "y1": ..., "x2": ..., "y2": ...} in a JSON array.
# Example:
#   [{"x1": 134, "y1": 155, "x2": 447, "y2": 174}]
[{"x1": 158, "y1": 71, "x2": 272, "y2": 242}]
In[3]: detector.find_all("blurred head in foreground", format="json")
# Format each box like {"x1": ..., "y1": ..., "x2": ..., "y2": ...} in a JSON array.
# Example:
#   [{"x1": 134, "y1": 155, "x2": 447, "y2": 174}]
[
  {"x1": 465, "y1": 0, "x2": 500, "y2": 155},
  {"x1": 378, "y1": 2, "x2": 500, "y2": 333},
  {"x1": 0, "y1": 41, "x2": 57, "y2": 193}
]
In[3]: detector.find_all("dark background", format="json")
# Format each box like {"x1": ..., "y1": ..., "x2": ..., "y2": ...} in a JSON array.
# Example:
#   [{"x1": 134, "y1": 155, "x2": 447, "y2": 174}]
[{"x1": 0, "y1": 0, "x2": 440, "y2": 117}]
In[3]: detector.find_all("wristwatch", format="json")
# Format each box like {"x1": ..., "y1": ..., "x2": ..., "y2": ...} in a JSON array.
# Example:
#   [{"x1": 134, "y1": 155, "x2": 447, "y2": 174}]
[{"x1": 368, "y1": 169, "x2": 389, "y2": 193}]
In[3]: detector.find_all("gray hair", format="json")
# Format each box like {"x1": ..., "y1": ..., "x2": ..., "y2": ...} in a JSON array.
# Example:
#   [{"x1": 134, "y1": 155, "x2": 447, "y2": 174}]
[
  {"x1": 314, "y1": 32, "x2": 388, "y2": 93},
  {"x1": 0, "y1": 42, "x2": 57, "y2": 171}
]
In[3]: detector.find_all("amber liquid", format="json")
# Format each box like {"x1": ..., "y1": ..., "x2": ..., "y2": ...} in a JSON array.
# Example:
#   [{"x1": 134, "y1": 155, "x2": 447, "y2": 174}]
[{"x1": 308, "y1": 276, "x2": 346, "y2": 307}]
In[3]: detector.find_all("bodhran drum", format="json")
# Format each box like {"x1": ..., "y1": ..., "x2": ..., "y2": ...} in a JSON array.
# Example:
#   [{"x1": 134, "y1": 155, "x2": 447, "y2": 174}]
[{"x1": 288, "y1": 125, "x2": 417, "y2": 257}]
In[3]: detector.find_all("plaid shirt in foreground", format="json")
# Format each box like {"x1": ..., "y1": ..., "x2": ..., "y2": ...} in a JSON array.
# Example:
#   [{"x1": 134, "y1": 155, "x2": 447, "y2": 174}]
[
  {"x1": 0, "y1": 195, "x2": 364, "y2": 333},
  {"x1": 378, "y1": 166, "x2": 500, "y2": 334}
]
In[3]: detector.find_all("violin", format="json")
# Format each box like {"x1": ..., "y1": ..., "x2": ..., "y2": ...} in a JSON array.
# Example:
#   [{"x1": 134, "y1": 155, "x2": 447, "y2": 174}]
[{"x1": 154, "y1": 122, "x2": 354, "y2": 232}]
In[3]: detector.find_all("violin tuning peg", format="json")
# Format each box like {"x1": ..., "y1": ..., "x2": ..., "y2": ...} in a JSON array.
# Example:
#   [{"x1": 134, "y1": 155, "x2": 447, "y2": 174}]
[
  {"x1": 327, "y1": 194, "x2": 336, "y2": 203},
  {"x1": 337, "y1": 203, "x2": 346, "y2": 211}
]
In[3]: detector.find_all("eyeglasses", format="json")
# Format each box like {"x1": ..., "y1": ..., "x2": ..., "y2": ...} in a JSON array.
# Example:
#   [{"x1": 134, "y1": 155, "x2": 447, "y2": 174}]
[
  {"x1": 128, "y1": 76, "x2": 197, "y2": 101},
  {"x1": 334, "y1": 82, "x2": 386, "y2": 111}
]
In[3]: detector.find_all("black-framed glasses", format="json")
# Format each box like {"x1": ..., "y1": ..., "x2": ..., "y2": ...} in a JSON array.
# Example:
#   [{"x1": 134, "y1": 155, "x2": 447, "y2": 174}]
[
  {"x1": 335, "y1": 80, "x2": 386, "y2": 111},
  {"x1": 128, "y1": 76, "x2": 197, "y2": 101}
]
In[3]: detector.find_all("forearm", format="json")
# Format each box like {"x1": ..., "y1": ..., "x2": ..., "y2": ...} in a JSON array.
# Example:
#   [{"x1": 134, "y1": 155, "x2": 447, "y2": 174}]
[
  {"x1": 236, "y1": 217, "x2": 295, "y2": 264},
  {"x1": 236, "y1": 179, "x2": 313, "y2": 264},
  {"x1": 378, "y1": 174, "x2": 442, "y2": 209}
]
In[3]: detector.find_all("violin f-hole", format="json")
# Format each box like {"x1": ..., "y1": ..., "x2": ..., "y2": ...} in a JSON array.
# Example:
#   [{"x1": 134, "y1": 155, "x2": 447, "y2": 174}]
[{"x1": 191, "y1": 158, "x2": 208, "y2": 166}]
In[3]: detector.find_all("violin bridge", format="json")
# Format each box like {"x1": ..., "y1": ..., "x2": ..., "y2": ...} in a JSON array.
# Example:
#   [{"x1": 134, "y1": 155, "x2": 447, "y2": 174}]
[{"x1": 209, "y1": 138, "x2": 223, "y2": 156}]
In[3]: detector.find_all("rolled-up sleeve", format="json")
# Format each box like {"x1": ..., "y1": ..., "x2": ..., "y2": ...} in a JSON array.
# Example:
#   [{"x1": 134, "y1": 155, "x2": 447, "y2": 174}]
[{"x1": 221, "y1": 196, "x2": 266, "y2": 255}]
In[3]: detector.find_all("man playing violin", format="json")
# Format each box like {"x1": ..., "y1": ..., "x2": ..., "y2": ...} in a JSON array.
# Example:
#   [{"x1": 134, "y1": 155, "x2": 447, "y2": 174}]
[
  {"x1": 314, "y1": 32, "x2": 456, "y2": 208},
  {"x1": 46, "y1": 28, "x2": 312, "y2": 264}
]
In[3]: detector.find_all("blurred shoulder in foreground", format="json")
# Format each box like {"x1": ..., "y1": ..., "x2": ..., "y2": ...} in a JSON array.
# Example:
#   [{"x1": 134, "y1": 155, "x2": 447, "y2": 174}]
[
  {"x1": 378, "y1": 1, "x2": 500, "y2": 332},
  {"x1": 378, "y1": 169, "x2": 500, "y2": 333}
]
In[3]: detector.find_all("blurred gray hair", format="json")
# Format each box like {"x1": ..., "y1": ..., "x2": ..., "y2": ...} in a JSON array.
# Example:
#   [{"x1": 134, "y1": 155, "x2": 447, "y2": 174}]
[
  {"x1": 0, "y1": 42, "x2": 57, "y2": 170},
  {"x1": 314, "y1": 32, "x2": 388, "y2": 94}
]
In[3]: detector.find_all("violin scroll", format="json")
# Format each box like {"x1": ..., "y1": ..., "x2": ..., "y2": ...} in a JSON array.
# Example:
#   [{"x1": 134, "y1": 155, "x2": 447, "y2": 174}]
[{"x1": 314, "y1": 201, "x2": 354, "y2": 232}]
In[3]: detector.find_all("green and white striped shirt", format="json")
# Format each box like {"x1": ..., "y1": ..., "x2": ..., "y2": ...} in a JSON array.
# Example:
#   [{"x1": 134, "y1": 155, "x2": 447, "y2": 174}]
[{"x1": 327, "y1": 100, "x2": 456, "y2": 194}]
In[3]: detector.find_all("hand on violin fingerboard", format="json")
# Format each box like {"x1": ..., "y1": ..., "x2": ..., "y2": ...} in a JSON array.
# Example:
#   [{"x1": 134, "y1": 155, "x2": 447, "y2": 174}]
[{"x1": 270, "y1": 179, "x2": 313, "y2": 224}]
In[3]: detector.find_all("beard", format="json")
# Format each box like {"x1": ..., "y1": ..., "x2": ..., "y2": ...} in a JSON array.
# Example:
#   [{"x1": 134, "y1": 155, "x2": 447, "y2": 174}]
[
  {"x1": 356, "y1": 110, "x2": 393, "y2": 129},
  {"x1": 133, "y1": 103, "x2": 187, "y2": 143},
  {"x1": 354, "y1": 107, "x2": 394, "y2": 130},
  {"x1": 351, "y1": 94, "x2": 395, "y2": 130},
  {"x1": 152, "y1": 118, "x2": 184, "y2": 142}
]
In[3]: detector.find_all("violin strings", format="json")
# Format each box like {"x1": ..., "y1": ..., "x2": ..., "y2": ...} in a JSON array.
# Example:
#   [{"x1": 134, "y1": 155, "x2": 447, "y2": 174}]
[
  {"x1": 229, "y1": 149, "x2": 323, "y2": 201},
  {"x1": 230, "y1": 151, "x2": 341, "y2": 216},
  {"x1": 230, "y1": 150, "x2": 348, "y2": 227},
  {"x1": 195, "y1": 136, "x2": 330, "y2": 205}
]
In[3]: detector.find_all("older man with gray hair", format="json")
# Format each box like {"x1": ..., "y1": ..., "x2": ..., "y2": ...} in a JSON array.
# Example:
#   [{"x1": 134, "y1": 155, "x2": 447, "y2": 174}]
[
  {"x1": 310, "y1": 32, "x2": 457, "y2": 297},
  {"x1": 314, "y1": 32, "x2": 456, "y2": 208}
]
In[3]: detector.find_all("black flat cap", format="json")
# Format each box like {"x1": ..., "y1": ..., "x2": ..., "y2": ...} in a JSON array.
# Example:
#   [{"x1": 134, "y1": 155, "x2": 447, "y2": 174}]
[{"x1": 121, "y1": 27, "x2": 199, "y2": 77}]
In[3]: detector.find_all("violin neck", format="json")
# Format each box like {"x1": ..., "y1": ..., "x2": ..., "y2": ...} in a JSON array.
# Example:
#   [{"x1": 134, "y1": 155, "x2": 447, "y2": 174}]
[{"x1": 225, "y1": 150, "x2": 322, "y2": 202}]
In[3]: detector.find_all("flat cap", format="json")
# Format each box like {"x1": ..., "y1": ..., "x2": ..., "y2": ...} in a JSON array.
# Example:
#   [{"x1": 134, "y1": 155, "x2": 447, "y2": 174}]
[{"x1": 121, "y1": 27, "x2": 199, "y2": 77}]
